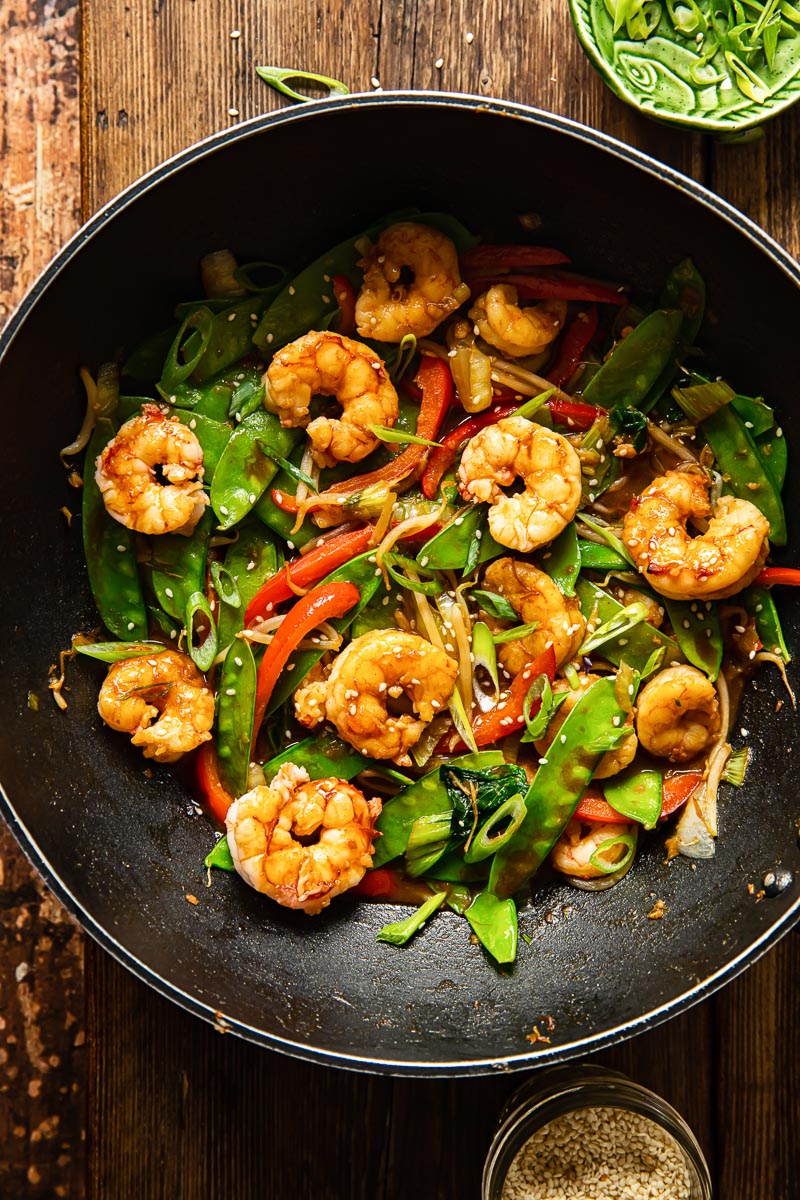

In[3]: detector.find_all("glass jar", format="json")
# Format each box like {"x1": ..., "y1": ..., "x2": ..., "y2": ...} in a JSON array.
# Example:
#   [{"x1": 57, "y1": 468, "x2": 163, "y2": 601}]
[{"x1": 483, "y1": 1065, "x2": 713, "y2": 1200}]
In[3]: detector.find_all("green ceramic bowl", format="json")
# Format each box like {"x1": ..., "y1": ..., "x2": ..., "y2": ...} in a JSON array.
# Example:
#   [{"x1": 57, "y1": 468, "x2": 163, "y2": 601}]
[{"x1": 569, "y1": 0, "x2": 800, "y2": 134}]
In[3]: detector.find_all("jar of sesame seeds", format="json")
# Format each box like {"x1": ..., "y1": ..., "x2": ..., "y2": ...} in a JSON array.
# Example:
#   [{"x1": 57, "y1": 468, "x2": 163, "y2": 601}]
[{"x1": 482, "y1": 1066, "x2": 712, "y2": 1200}]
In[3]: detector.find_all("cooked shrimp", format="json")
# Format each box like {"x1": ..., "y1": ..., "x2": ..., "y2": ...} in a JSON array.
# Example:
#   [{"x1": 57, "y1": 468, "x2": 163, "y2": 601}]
[
  {"x1": 636, "y1": 664, "x2": 720, "y2": 763},
  {"x1": 622, "y1": 470, "x2": 769, "y2": 600},
  {"x1": 483, "y1": 557, "x2": 585, "y2": 672},
  {"x1": 458, "y1": 415, "x2": 582, "y2": 553},
  {"x1": 551, "y1": 819, "x2": 636, "y2": 880},
  {"x1": 226, "y1": 763, "x2": 381, "y2": 915},
  {"x1": 535, "y1": 674, "x2": 637, "y2": 779},
  {"x1": 469, "y1": 285, "x2": 567, "y2": 357},
  {"x1": 95, "y1": 404, "x2": 207, "y2": 535},
  {"x1": 318, "y1": 629, "x2": 458, "y2": 765},
  {"x1": 97, "y1": 649, "x2": 214, "y2": 762},
  {"x1": 293, "y1": 661, "x2": 331, "y2": 730},
  {"x1": 355, "y1": 222, "x2": 470, "y2": 342},
  {"x1": 264, "y1": 331, "x2": 399, "y2": 468}
]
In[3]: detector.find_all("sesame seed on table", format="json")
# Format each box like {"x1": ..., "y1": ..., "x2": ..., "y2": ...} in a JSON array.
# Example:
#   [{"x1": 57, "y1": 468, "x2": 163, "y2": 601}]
[{"x1": 1, "y1": 1, "x2": 799, "y2": 1197}]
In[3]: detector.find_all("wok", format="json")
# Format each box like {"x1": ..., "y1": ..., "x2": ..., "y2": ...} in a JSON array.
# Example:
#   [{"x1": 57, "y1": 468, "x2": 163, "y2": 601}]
[{"x1": 0, "y1": 94, "x2": 798, "y2": 1076}]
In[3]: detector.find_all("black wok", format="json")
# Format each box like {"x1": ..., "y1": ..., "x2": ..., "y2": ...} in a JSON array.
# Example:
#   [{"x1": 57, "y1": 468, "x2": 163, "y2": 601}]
[{"x1": 0, "y1": 94, "x2": 798, "y2": 1076}]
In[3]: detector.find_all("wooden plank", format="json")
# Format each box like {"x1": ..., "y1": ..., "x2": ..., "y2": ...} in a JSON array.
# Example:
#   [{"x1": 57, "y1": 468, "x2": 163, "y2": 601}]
[{"x1": 0, "y1": 4, "x2": 85, "y2": 1197}]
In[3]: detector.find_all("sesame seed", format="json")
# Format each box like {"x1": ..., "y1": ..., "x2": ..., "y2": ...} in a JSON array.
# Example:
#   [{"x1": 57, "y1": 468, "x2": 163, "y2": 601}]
[
  {"x1": 371, "y1": 76, "x2": 380, "y2": 88},
  {"x1": 127, "y1": 621, "x2": 135, "y2": 631},
  {"x1": 220, "y1": 506, "x2": 228, "y2": 515},
  {"x1": 466, "y1": 30, "x2": 474, "y2": 42},
  {"x1": 249, "y1": 312, "x2": 257, "y2": 321},
  {"x1": 117, "y1": 544, "x2": 126, "y2": 552},
  {"x1": 560, "y1": 734, "x2": 567, "y2": 744},
  {"x1": 170, "y1": 629, "x2": 177, "y2": 639},
  {"x1": 288, "y1": 286, "x2": 296, "y2": 296},
  {"x1": 248, "y1": 493, "x2": 256, "y2": 504},
  {"x1": 286, "y1": 540, "x2": 295, "y2": 550},
  {"x1": 228, "y1": 108, "x2": 239, "y2": 118},
  {"x1": 234, "y1": 657, "x2": 243, "y2": 667},
  {"x1": 230, "y1": 28, "x2": 240, "y2": 37},
  {"x1": 267, "y1": 333, "x2": 274, "y2": 344},
  {"x1": 434, "y1": 56, "x2": 444, "y2": 68},
  {"x1": 165, "y1": 588, "x2": 174, "y2": 599},
  {"x1": 420, "y1": 556, "x2": 429, "y2": 567},
  {"x1": 246, "y1": 561, "x2": 255, "y2": 571},
  {"x1": 225, "y1": 688, "x2": 236, "y2": 696},
  {"x1": 189, "y1": 418, "x2": 197, "y2": 429}
]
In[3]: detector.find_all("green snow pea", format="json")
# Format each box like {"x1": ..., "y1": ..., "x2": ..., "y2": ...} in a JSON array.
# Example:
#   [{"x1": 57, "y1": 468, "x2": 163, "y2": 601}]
[
  {"x1": 204, "y1": 836, "x2": 235, "y2": 872},
  {"x1": 82, "y1": 418, "x2": 148, "y2": 640},
  {"x1": 373, "y1": 751, "x2": 505, "y2": 868},
  {"x1": 228, "y1": 378, "x2": 266, "y2": 423},
  {"x1": 575, "y1": 578, "x2": 680, "y2": 671},
  {"x1": 641, "y1": 260, "x2": 705, "y2": 413},
  {"x1": 376, "y1": 892, "x2": 447, "y2": 946},
  {"x1": 185, "y1": 294, "x2": 268, "y2": 383},
  {"x1": 262, "y1": 730, "x2": 370, "y2": 783},
  {"x1": 123, "y1": 324, "x2": 181, "y2": 384},
  {"x1": 425, "y1": 853, "x2": 489, "y2": 884},
  {"x1": 75, "y1": 640, "x2": 164, "y2": 663},
  {"x1": 417, "y1": 506, "x2": 503, "y2": 571},
  {"x1": 700, "y1": 406, "x2": 787, "y2": 545},
  {"x1": 465, "y1": 892, "x2": 518, "y2": 965},
  {"x1": 756, "y1": 427, "x2": 787, "y2": 492},
  {"x1": 741, "y1": 585, "x2": 791, "y2": 662},
  {"x1": 150, "y1": 507, "x2": 214, "y2": 622},
  {"x1": 603, "y1": 768, "x2": 663, "y2": 829},
  {"x1": 216, "y1": 520, "x2": 283, "y2": 650},
  {"x1": 189, "y1": 363, "x2": 264, "y2": 422},
  {"x1": 351, "y1": 581, "x2": 394, "y2": 637},
  {"x1": 662, "y1": 597, "x2": 723, "y2": 680},
  {"x1": 216, "y1": 639, "x2": 257, "y2": 796},
  {"x1": 582, "y1": 309, "x2": 683, "y2": 410},
  {"x1": 156, "y1": 308, "x2": 215, "y2": 404},
  {"x1": 577, "y1": 539, "x2": 631, "y2": 573},
  {"x1": 211, "y1": 411, "x2": 301, "y2": 528},
  {"x1": 730, "y1": 394, "x2": 774, "y2": 437},
  {"x1": 541, "y1": 522, "x2": 580, "y2": 596},
  {"x1": 489, "y1": 677, "x2": 631, "y2": 899}
]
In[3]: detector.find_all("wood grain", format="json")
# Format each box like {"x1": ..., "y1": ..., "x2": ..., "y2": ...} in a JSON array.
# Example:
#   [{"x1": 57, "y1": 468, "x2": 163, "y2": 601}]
[{"x1": 0, "y1": 4, "x2": 85, "y2": 1198}]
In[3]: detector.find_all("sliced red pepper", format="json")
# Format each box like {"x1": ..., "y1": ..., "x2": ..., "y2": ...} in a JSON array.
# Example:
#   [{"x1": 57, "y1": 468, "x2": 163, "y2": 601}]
[
  {"x1": 464, "y1": 270, "x2": 626, "y2": 306},
  {"x1": 547, "y1": 397, "x2": 605, "y2": 432},
  {"x1": 244, "y1": 526, "x2": 373, "y2": 623},
  {"x1": 196, "y1": 742, "x2": 236, "y2": 824},
  {"x1": 755, "y1": 567, "x2": 800, "y2": 587},
  {"x1": 332, "y1": 274, "x2": 356, "y2": 337},
  {"x1": 574, "y1": 772, "x2": 703, "y2": 825},
  {"x1": 546, "y1": 305, "x2": 599, "y2": 389},
  {"x1": 572, "y1": 787, "x2": 631, "y2": 825},
  {"x1": 444, "y1": 647, "x2": 557, "y2": 754},
  {"x1": 421, "y1": 402, "x2": 520, "y2": 499},
  {"x1": 271, "y1": 486, "x2": 300, "y2": 513},
  {"x1": 660, "y1": 771, "x2": 704, "y2": 818},
  {"x1": 460, "y1": 244, "x2": 571, "y2": 272},
  {"x1": 351, "y1": 868, "x2": 440, "y2": 905},
  {"x1": 252, "y1": 581, "x2": 360, "y2": 742}
]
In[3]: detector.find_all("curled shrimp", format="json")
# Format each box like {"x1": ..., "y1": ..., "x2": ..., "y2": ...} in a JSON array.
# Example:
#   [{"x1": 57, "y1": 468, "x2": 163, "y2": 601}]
[
  {"x1": 636, "y1": 664, "x2": 720, "y2": 763},
  {"x1": 622, "y1": 470, "x2": 769, "y2": 600},
  {"x1": 95, "y1": 404, "x2": 208, "y2": 535},
  {"x1": 355, "y1": 221, "x2": 470, "y2": 342},
  {"x1": 297, "y1": 629, "x2": 458, "y2": 765},
  {"x1": 535, "y1": 674, "x2": 637, "y2": 779},
  {"x1": 469, "y1": 285, "x2": 567, "y2": 357},
  {"x1": 97, "y1": 649, "x2": 214, "y2": 762},
  {"x1": 551, "y1": 819, "x2": 637, "y2": 880},
  {"x1": 264, "y1": 331, "x2": 399, "y2": 467},
  {"x1": 458, "y1": 415, "x2": 582, "y2": 553},
  {"x1": 482, "y1": 557, "x2": 585, "y2": 671},
  {"x1": 225, "y1": 763, "x2": 381, "y2": 914}
]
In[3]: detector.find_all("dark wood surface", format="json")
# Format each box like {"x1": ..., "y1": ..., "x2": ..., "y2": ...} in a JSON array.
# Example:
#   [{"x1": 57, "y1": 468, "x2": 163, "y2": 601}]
[{"x1": 2, "y1": 1, "x2": 799, "y2": 1196}]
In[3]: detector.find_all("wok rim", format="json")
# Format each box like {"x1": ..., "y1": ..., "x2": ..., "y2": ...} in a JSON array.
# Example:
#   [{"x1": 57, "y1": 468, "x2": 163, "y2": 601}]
[{"x1": 2, "y1": 90, "x2": 799, "y2": 1077}]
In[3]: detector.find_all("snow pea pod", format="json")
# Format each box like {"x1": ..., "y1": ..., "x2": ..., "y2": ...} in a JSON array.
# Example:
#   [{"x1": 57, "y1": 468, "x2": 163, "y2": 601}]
[
  {"x1": 150, "y1": 507, "x2": 214, "y2": 622},
  {"x1": 252, "y1": 478, "x2": 317, "y2": 547},
  {"x1": 541, "y1": 522, "x2": 580, "y2": 596},
  {"x1": 192, "y1": 362, "x2": 264, "y2": 422},
  {"x1": 186, "y1": 294, "x2": 268, "y2": 383},
  {"x1": 603, "y1": 768, "x2": 662, "y2": 829},
  {"x1": 641, "y1": 260, "x2": 705, "y2": 413},
  {"x1": 662, "y1": 598, "x2": 723, "y2": 680},
  {"x1": 210, "y1": 411, "x2": 301, "y2": 528},
  {"x1": 82, "y1": 417, "x2": 148, "y2": 640},
  {"x1": 730, "y1": 394, "x2": 774, "y2": 437},
  {"x1": 217, "y1": 520, "x2": 283, "y2": 650},
  {"x1": 262, "y1": 730, "x2": 370, "y2": 784},
  {"x1": 215, "y1": 639, "x2": 257, "y2": 796},
  {"x1": 756, "y1": 427, "x2": 787, "y2": 492},
  {"x1": 700, "y1": 406, "x2": 787, "y2": 545},
  {"x1": 577, "y1": 539, "x2": 630, "y2": 573},
  {"x1": 373, "y1": 751, "x2": 505, "y2": 868},
  {"x1": 489, "y1": 677, "x2": 631, "y2": 899},
  {"x1": 741, "y1": 585, "x2": 791, "y2": 662},
  {"x1": 417, "y1": 506, "x2": 503, "y2": 571},
  {"x1": 123, "y1": 324, "x2": 180, "y2": 383},
  {"x1": 582, "y1": 309, "x2": 683, "y2": 410},
  {"x1": 351, "y1": 581, "x2": 394, "y2": 637},
  {"x1": 464, "y1": 892, "x2": 517, "y2": 965},
  {"x1": 575, "y1": 578, "x2": 680, "y2": 671}
]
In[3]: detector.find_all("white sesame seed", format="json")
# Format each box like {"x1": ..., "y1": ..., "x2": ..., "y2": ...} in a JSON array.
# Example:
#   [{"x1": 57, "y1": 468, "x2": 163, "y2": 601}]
[
  {"x1": 288, "y1": 285, "x2": 296, "y2": 296},
  {"x1": 165, "y1": 588, "x2": 174, "y2": 599},
  {"x1": 286, "y1": 540, "x2": 295, "y2": 550},
  {"x1": 127, "y1": 621, "x2": 135, "y2": 631},
  {"x1": 248, "y1": 493, "x2": 256, "y2": 504},
  {"x1": 267, "y1": 333, "x2": 274, "y2": 344},
  {"x1": 371, "y1": 76, "x2": 380, "y2": 88},
  {"x1": 234, "y1": 657, "x2": 243, "y2": 667},
  {"x1": 434, "y1": 56, "x2": 444, "y2": 68},
  {"x1": 466, "y1": 30, "x2": 474, "y2": 42},
  {"x1": 220, "y1": 506, "x2": 228, "y2": 515},
  {"x1": 230, "y1": 29, "x2": 240, "y2": 37},
  {"x1": 117, "y1": 544, "x2": 126, "y2": 552},
  {"x1": 225, "y1": 688, "x2": 236, "y2": 696}
]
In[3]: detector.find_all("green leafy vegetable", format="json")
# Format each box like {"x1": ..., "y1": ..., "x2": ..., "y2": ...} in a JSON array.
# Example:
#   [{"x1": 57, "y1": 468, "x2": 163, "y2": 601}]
[
  {"x1": 464, "y1": 892, "x2": 518, "y2": 964},
  {"x1": 472, "y1": 590, "x2": 519, "y2": 621},
  {"x1": 204, "y1": 836, "x2": 235, "y2": 871},
  {"x1": 376, "y1": 892, "x2": 446, "y2": 946}
]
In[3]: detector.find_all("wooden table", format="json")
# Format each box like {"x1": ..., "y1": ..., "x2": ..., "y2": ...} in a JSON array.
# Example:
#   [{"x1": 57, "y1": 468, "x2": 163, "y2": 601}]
[{"x1": 2, "y1": 3, "x2": 799, "y2": 1196}]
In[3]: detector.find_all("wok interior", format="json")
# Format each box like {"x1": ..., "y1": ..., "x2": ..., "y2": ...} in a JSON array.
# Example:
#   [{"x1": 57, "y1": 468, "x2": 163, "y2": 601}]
[{"x1": 0, "y1": 98, "x2": 798, "y2": 1072}]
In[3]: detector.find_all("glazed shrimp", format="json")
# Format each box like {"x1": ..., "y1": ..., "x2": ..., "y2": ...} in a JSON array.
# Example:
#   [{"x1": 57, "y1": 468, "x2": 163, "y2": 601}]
[
  {"x1": 551, "y1": 819, "x2": 636, "y2": 880},
  {"x1": 97, "y1": 649, "x2": 214, "y2": 762},
  {"x1": 469, "y1": 285, "x2": 567, "y2": 357},
  {"x1": 95, "y1": 404, "x2": 208, "y2": 535},
  {"x1": 482, "y1": 558, "x2": 585, "y2": 672},
  {"x1": 226, "y1": 763, "x2": 381, "y2": 915},
  {"x1": 355, "y1": 222, "x2": 470, "y2": 342},
  {"x1": 534, "y1": 674, "x2": 637, "y2": 779},
  {"x1": 458, "y1": 415, "x2": 582, "y2": 553},
  {"x1": 301, "y1": 629, "x2": 458, "y2": 765},
  {"x1": 622, "y1": 470, "x2": 769, "y2": 600},
  {"x1": 264, "y1": 331, "x2": 399, "y2": 468},
  {"x1": 636, "y1": 665, "x2": 720, "y2": 763}
]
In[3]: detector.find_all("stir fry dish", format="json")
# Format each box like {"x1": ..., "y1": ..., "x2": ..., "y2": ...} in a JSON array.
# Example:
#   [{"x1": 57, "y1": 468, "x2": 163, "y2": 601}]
[{"x1": 65, "y1": 210, "x2": 796, "y2": 966}]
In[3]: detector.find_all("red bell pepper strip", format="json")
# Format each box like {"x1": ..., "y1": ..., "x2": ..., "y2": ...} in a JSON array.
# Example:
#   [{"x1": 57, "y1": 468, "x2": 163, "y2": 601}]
[
  {"x1": 197, "y1": 742, "x2": 236, "y2": 824},
  {"x1": 271, "y1": 486, "x2": 300, "y2": 513},
  {"x1": 460, "y1": 244, "x2": 571, "y2": 272},
  {"x1": 574, "y1": 771, "x2": 703, "y2": 825},
  {"x1": 756, "y1": 567, "x2": 800, "y2": 587},
  {"x1": 547, "y1": 397, "x2": 605, "y2": 432},
  {"x1": 444, "y1": 647, "x2": 557, "y2": 753},
  {"x1": 332, "y1": 274, "x2": 356, "y2": 337},
  {"x1": 252, "y1": 581, "x2": 360, "y2": 742},
  {"x1": 244, "y1": 526, "x2": 373, "y2": 623},
  {"x1": 659, "y1": 771, "x2": 704, "y2": 818},
  {"x1": 464, "y1": 271, "x2": 626, "y2": 306},
  {"x1": 421, "y1": 402, "x2": 520, "y2": 498},
  {"x1": 546, "y1": 305, "x2": 599, "y2": 389}
]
